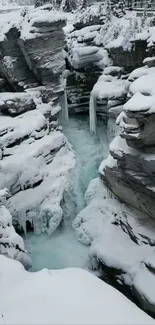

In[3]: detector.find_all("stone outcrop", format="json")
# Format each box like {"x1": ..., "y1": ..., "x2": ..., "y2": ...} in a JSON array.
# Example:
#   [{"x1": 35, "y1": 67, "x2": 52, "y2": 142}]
[
  {"x1": 19, "y1": 17, "x2": 66, "y2": 92},
  {"x1": 102, "y1": 59, "x2": 155, "y2": 220},
  {"x1": 95, "y1": 57, "x2": 155, "y2": 315},
  {"x1": 0, "y1": 6, "x2": 66, "y2": 98},
  {"x1": 0, "y1": 27, "x2": 39, "y2": 91}
]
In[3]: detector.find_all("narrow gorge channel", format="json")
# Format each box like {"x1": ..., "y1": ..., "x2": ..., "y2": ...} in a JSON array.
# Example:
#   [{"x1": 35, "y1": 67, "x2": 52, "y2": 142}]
[{"x1": 24, "y1": 114, "x2": 109, "y2": 271}]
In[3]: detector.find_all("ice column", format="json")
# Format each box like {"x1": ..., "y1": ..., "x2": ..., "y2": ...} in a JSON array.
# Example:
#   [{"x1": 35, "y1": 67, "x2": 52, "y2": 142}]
[
  {"x1": 62, "y1": 78, "x2": 69, "y2": 123},
  {"x1": 89, "y1": 92, "x2": 97, "y2": 133}
]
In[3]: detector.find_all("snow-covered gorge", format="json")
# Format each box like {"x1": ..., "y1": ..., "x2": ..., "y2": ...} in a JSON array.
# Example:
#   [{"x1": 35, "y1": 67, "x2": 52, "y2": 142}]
[{"x1": 1, "y1": 2, "x2": 155, "y2": 323}]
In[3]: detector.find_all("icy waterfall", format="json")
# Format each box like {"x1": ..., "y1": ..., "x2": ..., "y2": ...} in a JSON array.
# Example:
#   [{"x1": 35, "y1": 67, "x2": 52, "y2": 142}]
[
  {"x1": 24, "y1": 114, "x2": 109, "y2": 271},
  {"x1": 60, "y1": 79, "x2": 69, "y2": 123}
]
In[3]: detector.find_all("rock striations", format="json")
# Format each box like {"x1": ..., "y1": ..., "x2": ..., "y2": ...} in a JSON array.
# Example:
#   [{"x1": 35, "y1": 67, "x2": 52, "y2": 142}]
[
  {"x1": 96, "y1": 57, "x2": 155, "y2": 315},
  {"x1": 0, "y1": 5, "x2": 75, "y2": 267}
]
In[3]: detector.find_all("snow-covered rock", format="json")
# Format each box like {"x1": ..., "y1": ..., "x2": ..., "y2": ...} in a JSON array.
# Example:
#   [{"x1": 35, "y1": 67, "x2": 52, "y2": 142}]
[
  {"x1": 89, "y1": 69, "x2": 129, "y2": 132},
  {"x1": 0, "y1": 189, "x2": 31, "y2": 269},
  {"x1": 0, "y1": 109, "x2": 47, "y2": 149},
  {"x1": 0, "y1": 6, "x2": 67, "y2": 95},
  {"x1": 94, "y1": 55, "x2": 155, "y2": 315},
  {"x1": 73, "y1": 176, "x2": 155, "y2": 316},
  {"x1": 0, "y1": 6, "x2": 74, "y2": 237},
  {"x1": 6, "y1": 136, "x2": 75, "y2": 234},
  {"x1": 0, "y1": 255, "x2": 154, "y2": 325},
  {"x1": 0, "y1": 92, "x2": 36, "y2": 115}
]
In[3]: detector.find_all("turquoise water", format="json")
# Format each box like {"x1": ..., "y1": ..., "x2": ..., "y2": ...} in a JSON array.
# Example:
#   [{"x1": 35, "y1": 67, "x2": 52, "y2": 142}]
[{"x1": 24, "y1": 115, "x2": 108, "y2": 271}]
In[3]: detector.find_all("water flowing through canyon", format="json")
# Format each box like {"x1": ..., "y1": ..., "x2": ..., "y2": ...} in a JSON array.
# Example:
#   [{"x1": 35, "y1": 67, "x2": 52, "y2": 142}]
[{"x1": 24, "y1": 114, "x2": 109, "y2": 271}]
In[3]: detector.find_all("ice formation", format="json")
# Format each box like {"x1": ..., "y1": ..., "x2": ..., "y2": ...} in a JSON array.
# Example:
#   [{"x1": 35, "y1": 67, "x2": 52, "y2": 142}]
[{"x1": 89, "y1": 93, "x2": 97, "y2": 133}]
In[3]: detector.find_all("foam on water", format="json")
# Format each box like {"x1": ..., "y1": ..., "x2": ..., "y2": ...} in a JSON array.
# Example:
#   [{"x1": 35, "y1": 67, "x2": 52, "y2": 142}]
[{"x1": 25, "y1": 114, "x2": 109, "y2": 271}]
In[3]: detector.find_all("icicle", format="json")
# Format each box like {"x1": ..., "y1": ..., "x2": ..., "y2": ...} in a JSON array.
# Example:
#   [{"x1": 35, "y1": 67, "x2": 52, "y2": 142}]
[
  {"x1": 61, "y1": 78, "x2": 69, "y2": 123},
  {"x1": 89, "y1": 93, "x2": 97, "y2": 133},
  {"x1": 64, "y1": 86, "x2": 69, "y2": 122}
]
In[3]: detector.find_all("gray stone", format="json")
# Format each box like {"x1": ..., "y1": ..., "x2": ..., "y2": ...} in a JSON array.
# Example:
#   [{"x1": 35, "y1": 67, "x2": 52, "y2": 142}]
[
  {"x1": 0, "y1": 27, "x2": 39, "y2": 91},
  {"x1": 0, "y1": 92, "x2": 36, "y2": 116},
  {"x1": 107, "y1": 40, "x2": 147, "y2": 71}
]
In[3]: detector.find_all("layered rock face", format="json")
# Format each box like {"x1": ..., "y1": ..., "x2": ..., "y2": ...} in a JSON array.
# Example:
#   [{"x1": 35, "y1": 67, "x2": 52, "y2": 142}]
[
  {"x1": 0, "y1": 6, "x2": 75, "y2": 261},
  {"x1": 102, "y1": 59, "x2": 155, "y2": 220},
  {"x1": 64, "y1": 6, "x2": 111, "y2": 114},
  {"x1": 19, "y1": 17, "x2": 66, "y2": 92},
  {"x1": 0, "y1": 27, "x2": 39, "y2": 91},
  {"x1": 0, "y1": 6, "x2": 66, "y2": 95},
  {"x1": 88, "y1": 57, "x2": 155, "y2": 315}
]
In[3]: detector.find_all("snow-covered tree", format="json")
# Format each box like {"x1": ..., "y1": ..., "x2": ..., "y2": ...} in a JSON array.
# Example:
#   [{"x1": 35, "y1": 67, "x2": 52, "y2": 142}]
[
  {"x1": 60, "y1": 0, "x2": 76, "y2": 12},
  {"x1": 105, "y1": 0, "x2": 112, "y2": 21},
  {"x1": 110, "y1": 0, "x2": 126, "y2": 18},
  {"x1": 141, "y1": 5, "x2": 148, "y2": 28}
]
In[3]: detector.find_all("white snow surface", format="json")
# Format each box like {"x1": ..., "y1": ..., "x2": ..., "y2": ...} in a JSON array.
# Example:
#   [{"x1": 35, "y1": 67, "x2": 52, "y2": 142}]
[
  {"x1": 124, "y1": 92, "x2": 155, "y2": 113},
  {"x1": 91, "y1": 75, "x2": 128, "y2": 100},
  {"x1": 128, "y1": 66, "x2": 155, "y2": 81},
  {"x1": 0, "y1": 255, "x2": 154, "y2": 325},
  {"x1": 130, "y1": 73, "x2": 155, "y2": 96},
  {"x1": 0, "y1": 109, "x2": 46, "y2": 148}
]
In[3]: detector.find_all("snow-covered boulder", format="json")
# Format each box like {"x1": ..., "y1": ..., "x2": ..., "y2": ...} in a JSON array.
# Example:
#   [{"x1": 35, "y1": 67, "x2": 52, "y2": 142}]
[
  {"x1": 0, "y1": 189, "x2": 31, "y2": 270},
  {"x1": 0, "y1": 255, "x2": 154, "y2": 324}
]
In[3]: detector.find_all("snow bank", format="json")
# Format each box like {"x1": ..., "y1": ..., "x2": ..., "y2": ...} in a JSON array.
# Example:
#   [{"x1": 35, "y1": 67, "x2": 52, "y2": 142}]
[
  {"x1": 130, "y1": 73, "x2": 155, "y2": 96},
  {"x1": 0, "y1": 255, "x2": 154, "y2": 325}
]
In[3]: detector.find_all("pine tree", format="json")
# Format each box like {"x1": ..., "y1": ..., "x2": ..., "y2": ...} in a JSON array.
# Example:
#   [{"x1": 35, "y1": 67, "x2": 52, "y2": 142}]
[
  {"x1": 110, "y1": 0, "x2": 126, "y2": 18},
  {"x1": 60, "y1": 0, "x2": 76, "y2": 11},
  {"x1": 105, "y1": 0, "x2": 112, "y2": 21},
  {"x1": 141, "y1": 4, "x2": 148, "y2": 28}
]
